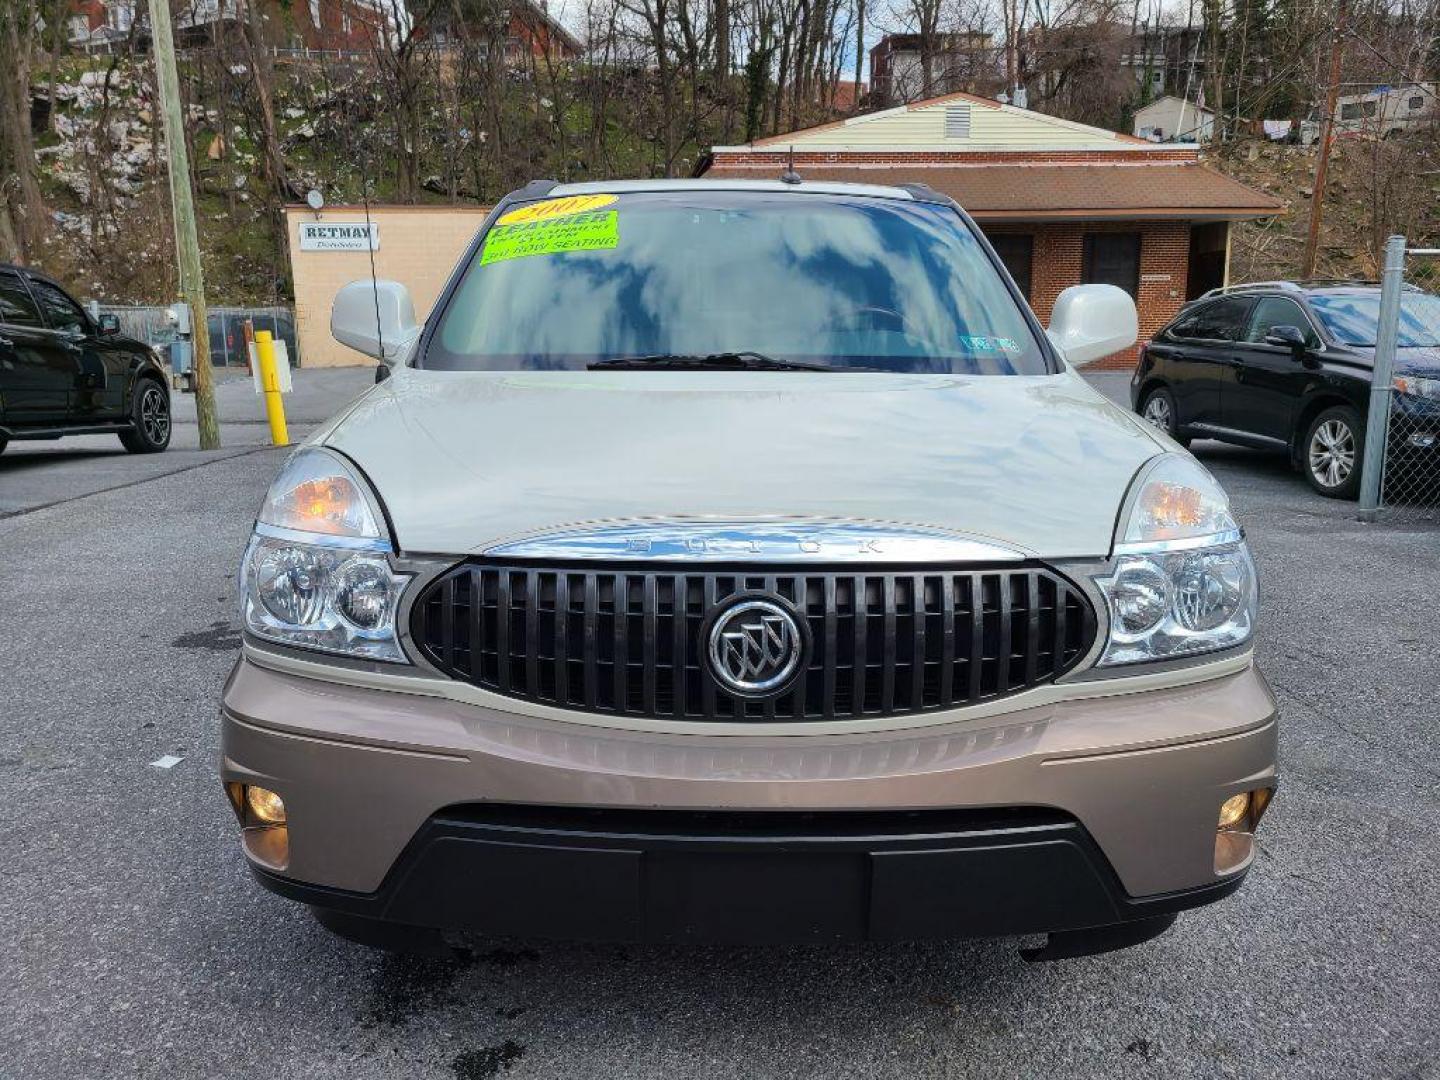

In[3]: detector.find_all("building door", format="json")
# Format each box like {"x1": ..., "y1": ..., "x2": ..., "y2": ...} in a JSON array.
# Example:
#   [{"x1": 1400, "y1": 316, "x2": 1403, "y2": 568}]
[
  {"x1": 986, "y1": 233, "x2": 1034, "y2": 301},
  {"x1": 1082, "y1": 232, "x2": 1141, "y2": 298},
  {"x1": 1187, "y1": 223, "x2": 1228, "y2": 299}
]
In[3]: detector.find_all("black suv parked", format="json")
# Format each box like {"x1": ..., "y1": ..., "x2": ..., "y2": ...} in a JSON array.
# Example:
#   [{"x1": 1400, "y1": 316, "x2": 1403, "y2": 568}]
[
  {"x1": 0, "y1": 264, "x2": 171, "y2": 456},
  {"x1": 1132, "y1": 281, "x2": 1440, "y2": 498}
]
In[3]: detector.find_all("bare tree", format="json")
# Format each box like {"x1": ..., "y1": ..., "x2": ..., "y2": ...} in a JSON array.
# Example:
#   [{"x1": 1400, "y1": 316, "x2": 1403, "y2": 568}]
[{"x1": 1, "y1": 0, "x2": 46, "y2": 261}]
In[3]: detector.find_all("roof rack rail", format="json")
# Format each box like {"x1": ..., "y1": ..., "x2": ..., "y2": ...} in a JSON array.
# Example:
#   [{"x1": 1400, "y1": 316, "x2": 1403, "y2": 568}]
[
  {"x1": 1199, "y1": 277, "x2": 1423, "y2": 300},
  {"x1": 1198, "y1": 281, "x2": 1305, "y2": 299}
]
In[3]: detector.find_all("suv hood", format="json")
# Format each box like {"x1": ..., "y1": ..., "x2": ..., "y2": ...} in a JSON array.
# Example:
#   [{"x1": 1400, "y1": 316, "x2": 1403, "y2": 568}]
[{"x1": 322, "y1": 368, "x2": 1165, "y2": 560}]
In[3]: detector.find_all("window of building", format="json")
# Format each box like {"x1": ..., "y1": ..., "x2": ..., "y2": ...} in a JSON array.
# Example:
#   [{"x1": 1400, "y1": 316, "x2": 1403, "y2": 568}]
[
  {"x1": 987, "y1": 233, "x2": 1034, "y2": 300},
  {"x1": 1410, "y1": 95, "x2": 1425, "y2": 111},
  {"x1": 1081, "y1": 232, "x2": 1141, "y2": 299}
]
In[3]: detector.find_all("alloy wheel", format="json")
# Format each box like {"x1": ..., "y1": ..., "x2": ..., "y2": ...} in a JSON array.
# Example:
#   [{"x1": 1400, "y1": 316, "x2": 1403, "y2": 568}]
[
  {"x1": 141, "y1": 385, "x2": 170, "y2": 445},
  {"x1": 1142, "y1": 394, "x2": 1173, "y2": 432},
  {"x1": 1308, "y1": 418, "x2": 1355, "y2": 490}
]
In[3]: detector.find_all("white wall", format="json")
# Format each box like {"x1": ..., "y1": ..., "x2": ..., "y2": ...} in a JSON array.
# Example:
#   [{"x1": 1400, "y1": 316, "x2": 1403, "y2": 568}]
[{"x1": 1133, "y1": 98, "x2": 1213, "y2": 143}]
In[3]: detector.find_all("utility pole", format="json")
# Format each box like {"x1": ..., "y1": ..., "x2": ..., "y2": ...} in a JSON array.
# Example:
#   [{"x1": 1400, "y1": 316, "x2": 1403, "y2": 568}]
[
  {"x1": 1356, "y1": 235, "x2": 1403, "y2": 520},
  {"x1": 149, "y1": 0, "x2": 220, "y2": 449},
  {"x1": 1302, "y1": 0, "x2": 1348, "y2": 279}
]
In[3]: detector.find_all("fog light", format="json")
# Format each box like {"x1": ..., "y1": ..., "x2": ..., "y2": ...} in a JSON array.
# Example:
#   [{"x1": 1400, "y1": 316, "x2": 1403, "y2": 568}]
[
  {"x1": 245, "y1": 785, "x2": 287, "y2": 826},
  {"x1": 1407, "y1": 432, "x2": 1437, "y2": 449},
  {"x1": 1218, "y1": 792, "x2": 1250, "y2": 830},
  {"x1": 1214, "y1": 786, "x2": 1275, "y2": 874}
]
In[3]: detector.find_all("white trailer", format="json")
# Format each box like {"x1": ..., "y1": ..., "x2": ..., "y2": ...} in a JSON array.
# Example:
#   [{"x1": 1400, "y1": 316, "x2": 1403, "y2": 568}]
[{"x1": 1299, "y1": 84, "x2": 1437, "y2": 145}]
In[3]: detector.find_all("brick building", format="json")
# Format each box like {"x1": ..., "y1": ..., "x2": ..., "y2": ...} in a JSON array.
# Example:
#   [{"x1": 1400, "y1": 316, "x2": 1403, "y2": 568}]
[
  {"x1": 428, "y1": 0, "x2": 584, "y2": 63},
  {"x1": 869, "y1": 33, "x2": 999, "y2": 106},
  {"x1": 697, "y1": 91, "x2": 1282, "y2": 368}
]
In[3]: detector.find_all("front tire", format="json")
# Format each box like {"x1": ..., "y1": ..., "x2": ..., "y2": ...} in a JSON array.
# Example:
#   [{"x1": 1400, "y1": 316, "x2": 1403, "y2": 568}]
[
  {"x1": 1139, "y1": 386, "x2": 1190, "y2": 447},
  {"x1": 119, "y1": 379, "x2": 171, "y2": 453},
  {"x1": 1303, "y1": 405, "x2": 1363, "y2": 499}
]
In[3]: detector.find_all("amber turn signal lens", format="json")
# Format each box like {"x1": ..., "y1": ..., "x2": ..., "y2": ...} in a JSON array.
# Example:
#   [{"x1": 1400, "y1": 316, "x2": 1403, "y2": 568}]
[
  {"x1": 224, "y1": 781, "x2": 246, "y2": 822},
  {"x1": 1214, "y1": 830, "x2": 1253, "y2": 874},
  {"x1": 243, "y1": 824, "x2": 290, "y2": 869},
  {"x1": 1251, "y1": 786, "x2": 1274, "y2": 825},
  {"x1": 1218, "y1": 792, "x2": 1251, "y2": 830},
  {"x1": 245, "y1": 785, "x2": 287, "y2": 826}
]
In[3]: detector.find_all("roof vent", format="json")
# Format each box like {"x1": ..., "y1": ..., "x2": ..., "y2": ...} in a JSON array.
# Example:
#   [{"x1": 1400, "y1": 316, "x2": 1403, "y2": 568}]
[{"x1": 944, "y1": 104, "x2": 972, "y2": 139}]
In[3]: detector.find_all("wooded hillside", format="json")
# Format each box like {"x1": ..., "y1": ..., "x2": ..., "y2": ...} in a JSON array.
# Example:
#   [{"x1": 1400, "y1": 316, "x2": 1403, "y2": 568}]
[{"x1": 3, "y1": 0, "x2": 1439, "y2": 303}]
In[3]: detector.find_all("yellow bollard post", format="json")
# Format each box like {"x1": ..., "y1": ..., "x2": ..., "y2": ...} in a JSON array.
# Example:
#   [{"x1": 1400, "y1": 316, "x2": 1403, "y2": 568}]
[{"x1": 254, "y1": 330, "x2": 289, "y2": 447}]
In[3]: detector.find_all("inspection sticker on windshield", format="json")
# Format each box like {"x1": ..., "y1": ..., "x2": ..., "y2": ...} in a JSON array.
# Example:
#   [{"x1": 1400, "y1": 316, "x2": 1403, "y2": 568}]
[
  {"x1": 481, "y1": 210, "x2": 619, "y2": 265},
  {"x1": 496, "y1": 193, "x2": 618, "y2": 226},
  {"x1": 964, "y1": 335, "x2": 1021, "y2": 353}
]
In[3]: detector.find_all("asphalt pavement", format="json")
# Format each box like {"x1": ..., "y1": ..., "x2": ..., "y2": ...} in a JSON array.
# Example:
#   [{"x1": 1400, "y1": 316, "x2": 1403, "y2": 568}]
[
  {"x1": 0, "y1": 368, "x2": 1436, "y2": 1079},
  {"x1": 0, "y1": 367, "x2": 370, "y2": 517}
]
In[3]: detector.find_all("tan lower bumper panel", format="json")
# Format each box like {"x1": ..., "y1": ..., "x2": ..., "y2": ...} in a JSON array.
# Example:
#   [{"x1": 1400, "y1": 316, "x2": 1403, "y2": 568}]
[{"x1": 248, "y1": 801, "x2": 1248, "y2": 956}]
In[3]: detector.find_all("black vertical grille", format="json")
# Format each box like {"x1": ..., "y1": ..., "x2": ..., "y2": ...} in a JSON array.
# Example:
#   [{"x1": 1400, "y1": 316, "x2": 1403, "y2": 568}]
[{"x1": 412, "y1": 563, "x2": 1098, "y2": 722}]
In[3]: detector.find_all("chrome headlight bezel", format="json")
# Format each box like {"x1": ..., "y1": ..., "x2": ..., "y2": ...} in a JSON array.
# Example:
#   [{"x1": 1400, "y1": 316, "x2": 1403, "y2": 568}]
[
  {"x1": 1093, "y1": 455, "x2": 1258, "y2": 668},
  {"x1": 240, "y1": 447, "x2": 412, "y2": 664}
]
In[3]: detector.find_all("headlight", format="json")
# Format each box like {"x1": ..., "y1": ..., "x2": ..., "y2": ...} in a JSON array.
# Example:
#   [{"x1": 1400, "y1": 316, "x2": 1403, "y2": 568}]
[
  {"x1": 1393, "y1": 374, "x2": 1440, "y2": 400},
  {"x1": 1095, "y1": 455, "x2": 1257, "y2": 666},
  {"x1": 240, "y1": 447, "x2": 410, "y2": 663}
]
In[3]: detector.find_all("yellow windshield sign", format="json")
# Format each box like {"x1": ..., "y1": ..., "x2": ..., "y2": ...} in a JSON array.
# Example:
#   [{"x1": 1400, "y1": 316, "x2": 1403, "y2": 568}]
[
  {"x1": 496, "y1": 193, "x2": 618, "y2": 226},
  {"x1": 480, "y1": 209, "x2": 619, "y2": 265}
]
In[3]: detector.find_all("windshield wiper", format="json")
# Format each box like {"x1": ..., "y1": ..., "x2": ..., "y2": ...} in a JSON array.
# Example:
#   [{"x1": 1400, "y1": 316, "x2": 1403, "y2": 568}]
[{"x1": 588, "y1": 351, "x2": 839, "y2": 372}]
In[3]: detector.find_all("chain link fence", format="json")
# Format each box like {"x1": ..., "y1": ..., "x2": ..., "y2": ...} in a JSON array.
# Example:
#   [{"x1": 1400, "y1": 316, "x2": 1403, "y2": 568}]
[
  {"x1": 97, "y1": 305, "x2": 298, "y2": 368},
  {"x1": 1357, "y1": 236, "x2": 1440, "y2": 525},
  {"x1": 1379, "y1": 397, "x2": 1440, "y2": 521}
]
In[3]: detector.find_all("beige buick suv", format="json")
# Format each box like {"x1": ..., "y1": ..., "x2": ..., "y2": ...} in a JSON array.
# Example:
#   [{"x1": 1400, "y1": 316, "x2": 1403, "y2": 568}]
[{"x1": 221, "y1": 179, "x2": 1277, "y2": 960}]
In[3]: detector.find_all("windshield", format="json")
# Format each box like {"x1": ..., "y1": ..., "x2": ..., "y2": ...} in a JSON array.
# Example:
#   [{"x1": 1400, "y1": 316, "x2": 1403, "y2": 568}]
[
  {"x1": 1310, "y1": 291, "x2": 1440, "y2": 347},
  {"x1": 424, "y1": 190, "x2": 1050, "y2": 374}
]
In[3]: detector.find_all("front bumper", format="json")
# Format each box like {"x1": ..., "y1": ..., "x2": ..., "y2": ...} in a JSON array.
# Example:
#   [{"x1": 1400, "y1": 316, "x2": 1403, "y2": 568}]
[
  {"x1": 221, "y1": 654, "x2": 1278, "y2": 943},
  {"x1": 251, "y1": 803, "x2": 1245, "y2": 946}
]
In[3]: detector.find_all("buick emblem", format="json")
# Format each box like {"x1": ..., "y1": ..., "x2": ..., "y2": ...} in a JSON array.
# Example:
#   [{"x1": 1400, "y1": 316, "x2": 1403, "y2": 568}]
[{"x1": 707, "y1": 598, "x2": 804, "y2": 696}]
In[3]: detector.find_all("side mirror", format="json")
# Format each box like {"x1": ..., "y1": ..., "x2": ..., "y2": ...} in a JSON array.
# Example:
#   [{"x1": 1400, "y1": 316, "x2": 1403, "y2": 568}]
[
  {"x1": 331, "y1": 279, "x2": 419, "y2": 364},
  {"x1": 1045, "y1": 284, "x2": 1138, "y2": 368},
  {"x1": 1263, "y1": 324, "x2": 1308, "y2": 355},
  {"x1": 97, "y1": 313, "x2": 121, "y2": 336}
]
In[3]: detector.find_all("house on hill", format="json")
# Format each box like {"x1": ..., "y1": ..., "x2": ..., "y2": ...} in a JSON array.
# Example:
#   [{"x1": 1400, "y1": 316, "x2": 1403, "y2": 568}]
[
  {"x1": 869, "y1": 32, "x2": 998, "y2": 106},
  {"x1": 1134, "y1": 95, "x2": 1214, "y2": 143},
  {"x1": 428, "y1": 0, "x2": 584, "y2": 63},
  {"x1": 68, "y1": 0, "x2": 393, "y2": 52},
  {"x1": 698, "y1": 91, "x2": 1282, "y2": 367}
]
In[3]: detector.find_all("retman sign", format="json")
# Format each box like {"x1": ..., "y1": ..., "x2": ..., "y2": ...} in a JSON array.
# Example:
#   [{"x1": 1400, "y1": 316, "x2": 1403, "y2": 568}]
[{"x1": 297, "y1": 222, "x2": 379, "y2": 252}]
